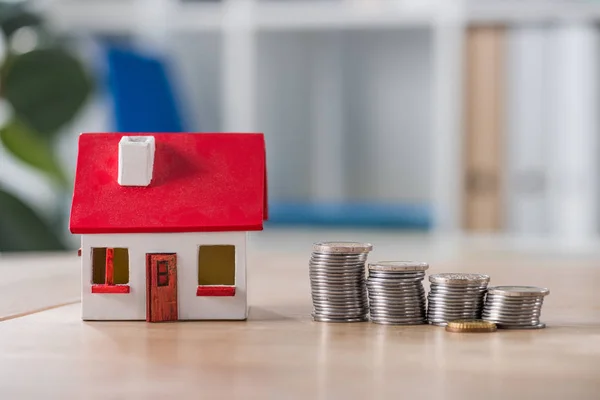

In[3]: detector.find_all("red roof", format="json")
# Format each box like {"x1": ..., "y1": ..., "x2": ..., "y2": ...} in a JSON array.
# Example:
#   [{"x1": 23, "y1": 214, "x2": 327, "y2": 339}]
[{"x1": 69, "y1": 133, "x2": 267, "y2": 234}]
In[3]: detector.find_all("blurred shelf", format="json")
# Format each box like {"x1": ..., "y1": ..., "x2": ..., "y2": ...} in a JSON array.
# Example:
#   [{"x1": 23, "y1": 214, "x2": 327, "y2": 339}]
[
  {"x1": 42, "y1": 0, "x2": 600, "y2": 34},
  {"x1": 252, "y1": 2, "x2": 440, "y2": 31},
  {"x1": 468, "y1": 1, "x2": 600, "y2": 24},
  {"x1": 43, "y1": 0, "x2": 225, "y2": 34},
  {"x1": 43, "y1": 0, "x2": 444, "y2": 34}
]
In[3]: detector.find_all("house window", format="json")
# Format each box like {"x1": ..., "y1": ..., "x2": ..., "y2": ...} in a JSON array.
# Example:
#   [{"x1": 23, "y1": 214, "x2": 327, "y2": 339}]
[
  {"x1": 197, "y1": 245, "x2": 236, "y2": 296},
  {"x1": 91, "y1": 247, "x2": 130, "y2": 293}
]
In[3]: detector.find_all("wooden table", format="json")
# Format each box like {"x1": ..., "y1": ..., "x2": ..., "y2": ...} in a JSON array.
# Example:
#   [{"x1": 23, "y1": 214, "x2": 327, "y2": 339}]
[{"x1": 1, "y1": 230, "x2": 599, "y2": 399}]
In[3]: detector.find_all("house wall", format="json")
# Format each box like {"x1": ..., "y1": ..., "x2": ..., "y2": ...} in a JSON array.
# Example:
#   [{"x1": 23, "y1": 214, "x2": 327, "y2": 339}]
[{"x1": 81, "y1": 232, "x2": 247, "y2": 321}]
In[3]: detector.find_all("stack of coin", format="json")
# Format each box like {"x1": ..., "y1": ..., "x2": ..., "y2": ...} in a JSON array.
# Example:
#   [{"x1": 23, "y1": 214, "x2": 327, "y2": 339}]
[
  {"x1": 427, "y1": 273, "x2": 490, "y2": 326},
  {"x1": 366, "y1": 261, "x2": 428, "y2": 325},
  {"x1": 309, "y1": 242, "x2": 373, "y2": 322},
  {"x1": 482, "y1": 286, "x2": 550, "y2": 329}
]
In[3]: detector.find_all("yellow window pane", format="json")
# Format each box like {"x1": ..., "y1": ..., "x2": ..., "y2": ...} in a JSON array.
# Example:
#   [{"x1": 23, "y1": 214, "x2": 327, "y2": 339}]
[
  {"x1": 92, "y1": 248, "x2": 106, "y2": 284},
  {"x1": 113, "y1": 248, "x2": 129, "y2": 284},
  {"x1": 198, "y1": 245, "x2": 235, "y2": 285},
  {"x1": 91, "y1": 247, "x2": 129, "y2": 284}
]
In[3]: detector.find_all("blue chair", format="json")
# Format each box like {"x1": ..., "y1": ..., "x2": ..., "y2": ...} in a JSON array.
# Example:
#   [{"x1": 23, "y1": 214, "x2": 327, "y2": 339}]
[{"x1": 104, "y1": 44, "x2": 185, "y2": 132}]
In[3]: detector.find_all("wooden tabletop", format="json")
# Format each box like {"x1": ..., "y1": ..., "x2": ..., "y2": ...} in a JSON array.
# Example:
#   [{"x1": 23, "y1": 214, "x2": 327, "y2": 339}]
[{"x1": 1, "y1": 230, "x2": 599, "y2": 399}]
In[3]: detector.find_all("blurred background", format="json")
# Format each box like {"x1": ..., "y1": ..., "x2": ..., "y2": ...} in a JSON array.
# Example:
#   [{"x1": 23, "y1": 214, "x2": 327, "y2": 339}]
[{"x1": 1, "y1": 0, "x2": 600, "y2": 252}]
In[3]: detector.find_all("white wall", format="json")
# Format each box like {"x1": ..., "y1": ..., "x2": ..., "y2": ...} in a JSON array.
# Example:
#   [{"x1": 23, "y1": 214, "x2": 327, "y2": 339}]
[{"x1": 81, "y1": 231, "x2": 247, "y2": 321}]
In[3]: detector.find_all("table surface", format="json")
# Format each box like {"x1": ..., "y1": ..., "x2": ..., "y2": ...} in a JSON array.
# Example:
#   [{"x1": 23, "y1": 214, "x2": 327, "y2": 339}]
[{"x1": 1, "y1": 229, "x2": 600, "y2": 399}]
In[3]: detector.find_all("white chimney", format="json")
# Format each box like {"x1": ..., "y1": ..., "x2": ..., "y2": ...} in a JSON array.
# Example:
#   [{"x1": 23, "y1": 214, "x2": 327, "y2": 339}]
[{"x1": 118, "y1": 136, "x2": 155, "y2": 186}]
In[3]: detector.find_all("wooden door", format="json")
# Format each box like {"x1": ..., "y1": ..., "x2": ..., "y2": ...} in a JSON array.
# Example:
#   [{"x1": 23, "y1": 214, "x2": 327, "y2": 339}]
[{"x1": 146, "y1": 253, "x2": 178, "y2": 322}]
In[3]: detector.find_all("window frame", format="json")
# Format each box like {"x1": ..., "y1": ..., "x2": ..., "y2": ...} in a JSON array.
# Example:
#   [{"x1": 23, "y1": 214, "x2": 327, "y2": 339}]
[
  {"x1": 196, "y1": 244, "x2": 236, "y2": 297},
  {"x1": 91, "y1": 247, "x2": 131, "y2": 294}
]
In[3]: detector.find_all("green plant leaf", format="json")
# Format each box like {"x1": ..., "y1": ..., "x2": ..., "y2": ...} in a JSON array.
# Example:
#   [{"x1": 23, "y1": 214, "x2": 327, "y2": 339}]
[
  {"x1": 0, "y1": 187, "x2": 66, "y2": 252},
  {"x1": 0, "y1": 118, "x2": 69, "y2": 188},
  {"x1": 1, "y1": 48, "x2": 93, "y2": 137}
]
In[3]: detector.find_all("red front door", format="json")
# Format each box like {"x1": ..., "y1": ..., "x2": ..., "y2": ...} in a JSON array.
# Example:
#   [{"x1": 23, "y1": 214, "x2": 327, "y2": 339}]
[{"x1": 146, "y1": 253, "x2": 178, "y2": 322}]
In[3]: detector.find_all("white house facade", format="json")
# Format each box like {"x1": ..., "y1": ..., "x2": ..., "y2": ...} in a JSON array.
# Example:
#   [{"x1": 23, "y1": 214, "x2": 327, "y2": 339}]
[{"x1": 81, "y1": 231, "x2": 247, "y2": 321}]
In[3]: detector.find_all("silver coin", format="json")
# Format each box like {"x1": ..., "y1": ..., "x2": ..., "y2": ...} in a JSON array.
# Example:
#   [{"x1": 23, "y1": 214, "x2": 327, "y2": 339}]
[
  {"x1": 370, "y1": 320, "x2": 426, "y2": 325},
  {"x1": 486, "y1": 286, "x2": 550, "y2": 297},
  {"x1": 371, "y1": 311, "x2": 426, "y2": 317},
  {"x1": 371, "y1": 315, "x2": 426, "y2": 320},
  {"x1": 484, "y1": 303, "x2": 544, "y2": 310},
  {"x1": 368, "y1": 286, "x2": 425, "y2": 292},
  {"x1": 427, "y1": 310, "x2": 482, "y2": 317},
  {"x1": 370, "y1": 300, "x2": 426, "y2": 306},
  {"x1": 310, "y1": 273, "x2": 366, "y2": 278},
  {"x1": 370, "y1": 316, "x2": 426, "y2": 322},
  {"x1": 495, "y1": 322, "x2": 546, "y2": 329},
  {"x1": 367, "y1": 274, "x2": 426, "y2": 281},
  {"x1": 372, "y1": 317, "x2": 427, "y2": 322},
  {"x1": 312, "y1": 298, "x2": 367, "y2": 304},
  {"x1": 312, "y1": 242, "x2": 373, "y2": 254},
  {"x1": 311, "y1": 250, "x2": 370, "y2": 256},
  {"x1": 484, "y1": 319, "x2": 541, "y2": 326},
  {"x1": 484, "y1": 311, "x2": 543, "y2": 317},
  {"x1": 312, "y1": 314, "x2": 368, "y2": 323},
  {"x1": 367, "y1": 280, "x2": 427, "y2": 287},
  {"x1": 484, "y1": 295, "x2": 545, "y2": 303},
  {"x1": 370, "y1": 311, "x2": 426, "y2": 316},
  {"x1": 482, "y1": 309, "x2": 542, "y2": 317},
  {"x1": 484, "y1": 302, "x2": 544, "y2": 310},
  {"x1": 367, "y1": 287, "x2": 427, "y2": 298},
  {"x1": 429, "y1": 273, "x2": 490, "y2": 285},
  {"x1": 428, "y1": 298, "x2": 484, "y2": 303},
  {"x1": 369, "y1": 304, "x2": 426, "y2": 311},
  {"x1": 427, "y1": 314, "x2": 482, "y2": 320},
  {"x1": 310, "y1": 281, "x2": 365, "y2": 287},
  {"x1": 312, "y1": 308, "x2": 367, "y2": 315},
  {"x1": 370, "y1": 296, "x2": 425, "y2": 302},
  {"x1": 311, "y1": 253, "x2": 368, "y2": 259},
  {"x1": 368, "y1": 270, "x2": 427, "y2": 277},
  {"x1": 311, "y1": 291, "x2": 366, "y2": 297},
  {"x1": 427, "y1": 307, "x2": 484, "y2": 314},
  {"x1": 312, "y1": 301, "x2": 368, "y2": 307},
  {"x1": 313, "y1": 301, "x2": 368, "y2": 308},
  {"x1": 311, "y1": 286, "x2": 366, "y2": 292},
  {"x1": 369, "y1": 289, "x2": 425, "y2": 297},
  {"x1": 310, "y1": 278, "x2": 365, "y2": 285},
  {"x1": 483, "y1": 311, "x2": 541, "y2": 319},
  {"x1": 313, "y1": 306, "x2": 367, "y2": 314},
  {"x1": 311, "y1": 256, "x2": 367, "y2": 261},
  {"x1": 370, "y1": 300, "x2": 425, "y2": 305},
  {"x1": 368, "y1": 261, "x2": 429, "y2": 272},
  {"x1": 311, "y1": 290, "x2": 366, "y2": 295},
  {"x1": 428, "y1": 292, "x2": 487, "y2": 297},
  {"x1": 429, "y1": 287, "x2": 488, "y2": 293},
  {"x1": 309, "y1": 260, "x2": 367, "y2": 266},
  {"x1": 428, "y1": 296, "x2": 484, "y2": 302},
  {"x1": 427, "y1": 301, "x2": 484, "y2": 307},
  {"x1": 370, "y1": 295, "x2": 426, "y2": 302},
  {"x1": 427, "y1": 303, "x2": 484, "y2": 309},
  {"x1": 429, "y1": 286, "x2": 488, "y2": 291}
]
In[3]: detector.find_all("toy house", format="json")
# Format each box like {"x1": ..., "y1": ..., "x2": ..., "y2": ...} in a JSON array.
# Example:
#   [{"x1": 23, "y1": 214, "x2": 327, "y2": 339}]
[{"x1": 69, "y1": 133, "x2": 267, "y2": 322}]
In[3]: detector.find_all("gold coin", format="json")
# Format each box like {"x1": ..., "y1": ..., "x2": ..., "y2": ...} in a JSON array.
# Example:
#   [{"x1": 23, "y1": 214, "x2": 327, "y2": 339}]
[{"x1": 445, "y1": 319, "x2": 497, "y2": 333}]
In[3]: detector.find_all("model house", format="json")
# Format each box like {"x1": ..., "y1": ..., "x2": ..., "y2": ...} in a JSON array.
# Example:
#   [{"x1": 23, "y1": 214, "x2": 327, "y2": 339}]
[{"x1": 69, "y1": 133, "x2": 267, "y2": 322}]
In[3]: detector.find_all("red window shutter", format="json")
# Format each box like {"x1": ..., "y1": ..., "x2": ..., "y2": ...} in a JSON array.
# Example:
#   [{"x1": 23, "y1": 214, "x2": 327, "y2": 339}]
[{"x1": 105, "y1": 248, "x2": 114, "y2": 285}]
